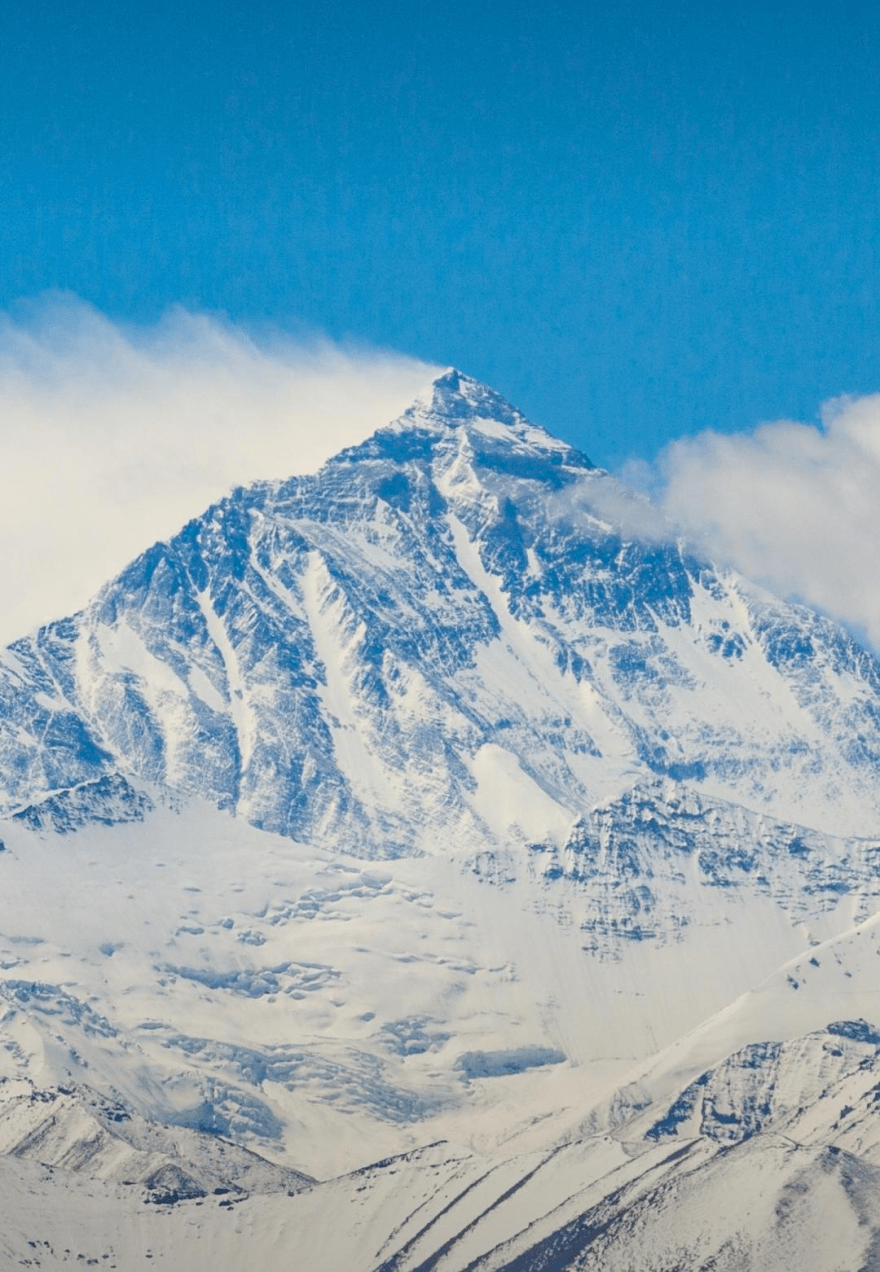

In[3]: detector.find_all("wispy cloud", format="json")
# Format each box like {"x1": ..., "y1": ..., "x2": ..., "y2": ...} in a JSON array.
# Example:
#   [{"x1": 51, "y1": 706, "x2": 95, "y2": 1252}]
[
  {"x1": 0, "y1": 294, "x2": 440, "y2": 642},
  {"x1": 653, "y1": 394, "x2": 880, "y2": 650}
]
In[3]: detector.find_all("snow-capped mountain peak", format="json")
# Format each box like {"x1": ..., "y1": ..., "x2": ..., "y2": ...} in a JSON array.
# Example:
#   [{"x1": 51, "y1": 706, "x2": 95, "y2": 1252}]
[
  {"x1": 2, "y1": 369, "x2": 880, "y2": 856},
  {"x1": 380, "y1": 366, "x2": 590, "y2": 467}
]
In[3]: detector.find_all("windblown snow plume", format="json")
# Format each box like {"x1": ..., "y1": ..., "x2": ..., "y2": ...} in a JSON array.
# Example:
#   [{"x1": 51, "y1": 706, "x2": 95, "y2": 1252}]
[{"x1": 0, "y1": 293, "x2": 438, "y2": 640}]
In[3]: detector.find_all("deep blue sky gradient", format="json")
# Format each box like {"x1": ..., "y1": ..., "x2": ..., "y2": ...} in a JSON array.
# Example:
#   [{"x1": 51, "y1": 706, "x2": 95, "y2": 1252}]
[{"x1": 2, "y1": 0, "x2": 879, "y2": 467}]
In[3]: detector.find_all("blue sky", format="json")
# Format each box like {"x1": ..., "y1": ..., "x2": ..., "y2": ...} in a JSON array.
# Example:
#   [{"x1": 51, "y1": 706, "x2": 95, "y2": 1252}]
[{"x1": 2, "y1": 0, "x2": 879, "y2": 468}]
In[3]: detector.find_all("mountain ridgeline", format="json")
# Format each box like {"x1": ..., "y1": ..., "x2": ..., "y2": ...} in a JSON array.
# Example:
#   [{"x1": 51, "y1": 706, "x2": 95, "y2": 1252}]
[{"x1": 2, "y1": 369, "x2": 879, "y2": 859}]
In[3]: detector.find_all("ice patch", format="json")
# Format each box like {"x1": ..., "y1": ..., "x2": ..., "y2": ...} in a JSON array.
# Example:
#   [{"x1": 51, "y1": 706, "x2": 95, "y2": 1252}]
[{"x1": 454, "y1": 1047, "x2": 566, "y2": 1080}]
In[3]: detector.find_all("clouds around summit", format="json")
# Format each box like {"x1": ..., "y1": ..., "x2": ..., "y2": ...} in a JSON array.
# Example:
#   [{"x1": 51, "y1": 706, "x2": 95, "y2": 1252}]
[
  {"x1": 652, "y1": 395, "x2": 880, "y2": 651},
  {"x1": 3, "y1": 293, "x2": 880, "y2": 660},
  {"x1": 0, "y1": 295, "x2": 439, "y2": 642}
]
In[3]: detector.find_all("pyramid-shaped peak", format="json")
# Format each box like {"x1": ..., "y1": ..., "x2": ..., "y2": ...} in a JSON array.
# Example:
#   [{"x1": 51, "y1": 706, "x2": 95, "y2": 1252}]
[
  {"x1": 391, "y1": 368, "x2": 592, "y2": 466},
  {"x1": 414, "y1": 367, "x2": 526, "y2": 427}
]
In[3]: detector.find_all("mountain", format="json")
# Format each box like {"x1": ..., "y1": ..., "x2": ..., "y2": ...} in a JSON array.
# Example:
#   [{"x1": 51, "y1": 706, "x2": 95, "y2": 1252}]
[
  {"x1": 5, "y1": 369, "x2": 880, "y2": 849},
  {"x1": 0, "y1": 369, "x2": 879, "y2": 1268}
]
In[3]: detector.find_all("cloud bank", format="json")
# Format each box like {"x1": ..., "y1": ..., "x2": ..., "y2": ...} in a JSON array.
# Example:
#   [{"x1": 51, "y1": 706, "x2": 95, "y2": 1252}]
[
  {"x1": 655, "y1": 394, "x2": 880, "y2": 651},
  {"x1": 0, "y1": 295, "x2": 440, "y2": 642}
]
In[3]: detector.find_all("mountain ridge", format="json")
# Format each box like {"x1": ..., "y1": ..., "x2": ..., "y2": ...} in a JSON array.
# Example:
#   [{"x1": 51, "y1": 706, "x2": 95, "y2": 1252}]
[{"x1": 2, "y1": 367, "x2": 880, "y2": 847}]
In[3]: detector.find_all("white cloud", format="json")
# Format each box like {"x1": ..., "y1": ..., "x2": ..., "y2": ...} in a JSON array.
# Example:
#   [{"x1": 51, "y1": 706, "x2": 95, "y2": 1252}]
[
  {"x1": 655, "y1": 393, "x2": 880, "y2": 650},
  {"x1": 0, "y1": 295, "x2": 440, "y2": 642},
  {"x1": 547, "y1": 469, "x2": 670, "y2": 543}
]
